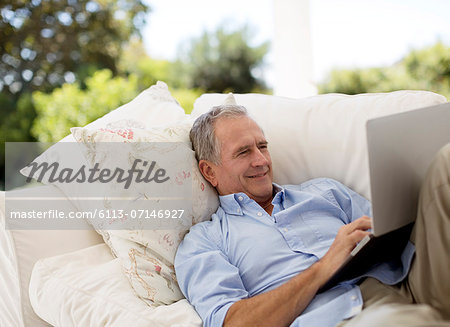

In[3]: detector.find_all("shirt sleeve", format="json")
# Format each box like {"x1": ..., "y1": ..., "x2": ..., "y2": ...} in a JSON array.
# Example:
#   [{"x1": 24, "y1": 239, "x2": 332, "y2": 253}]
[{"x1": 174, "y1": 219, "x2": 249, "y2": 327}]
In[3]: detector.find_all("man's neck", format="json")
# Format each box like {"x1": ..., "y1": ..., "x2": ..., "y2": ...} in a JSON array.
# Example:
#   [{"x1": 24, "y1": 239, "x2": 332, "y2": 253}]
[
  {"x1": 256, "y1": 186, "x2": 277, "y2": 215},
  {"x1": 260, "y1": 200, "x2": 274, "y2": 215},
  {"x1": 256, "y1": 194, "x2": 275, "y2": 215}
]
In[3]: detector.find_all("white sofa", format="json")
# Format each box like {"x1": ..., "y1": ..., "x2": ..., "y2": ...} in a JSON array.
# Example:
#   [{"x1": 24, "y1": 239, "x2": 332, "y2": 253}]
[{"x1": 0, "y1": 83, "x2": 447, "y2": 327}]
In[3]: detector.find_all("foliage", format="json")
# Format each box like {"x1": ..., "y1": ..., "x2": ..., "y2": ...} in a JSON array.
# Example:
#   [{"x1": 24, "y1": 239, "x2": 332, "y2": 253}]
[
  {"x1": 31, "y1": 69, "x2": 139, "y2": 142},
  {"x1": 118, "y1": 38, "x2": 173, "y2": 90},
  {"x1": 1, "y1": 92, "x2": 36, "y2": 142},
  {"x1": 0, "y1": 0, "x2": 149, "y2": 95},
  {"x1": 179, "y1": 24, "x2": 269, "y2": 93},
  {"x1": 402, "y1": 42, "x2": 450, "y2": 97},
  {"x1": 319, "y1": 42, "x2": 450, "y2": 100},
  {"x1": 0, "y1": 91, "x2": 37, "y2": 189},
  {"x1": 170, "y1": 88, "x2": 203, "y2": 114},
  {"x1": 118, "y1": 38, "x2": 204, "y2": 113},
  {"x1": 0, "y1": 0, "x2": 149, "y2": 188}
]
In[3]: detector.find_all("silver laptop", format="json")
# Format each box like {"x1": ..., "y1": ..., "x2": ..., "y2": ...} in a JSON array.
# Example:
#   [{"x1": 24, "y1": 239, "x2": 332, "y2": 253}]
[{"x1": 319, "y1": 102, "x2": 450, "y2": 292}]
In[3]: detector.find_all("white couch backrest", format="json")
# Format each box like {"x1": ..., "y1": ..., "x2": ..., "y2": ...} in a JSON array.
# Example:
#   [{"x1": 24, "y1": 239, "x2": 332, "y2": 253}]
[{"x1": 192, "y1": 91, "x2": 447, "y2": 199}]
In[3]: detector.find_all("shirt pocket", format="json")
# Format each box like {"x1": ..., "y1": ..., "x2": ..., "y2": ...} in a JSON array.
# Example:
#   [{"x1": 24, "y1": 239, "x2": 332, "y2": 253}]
[{"x1": 277, "y1": 203, "x2": 346, "y2": 259}]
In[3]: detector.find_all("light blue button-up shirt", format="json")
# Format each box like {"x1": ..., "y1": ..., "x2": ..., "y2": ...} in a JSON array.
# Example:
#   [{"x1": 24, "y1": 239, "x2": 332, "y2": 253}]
[{"x1": 175, "y1": 178, "x2": 415, "y2": 327}]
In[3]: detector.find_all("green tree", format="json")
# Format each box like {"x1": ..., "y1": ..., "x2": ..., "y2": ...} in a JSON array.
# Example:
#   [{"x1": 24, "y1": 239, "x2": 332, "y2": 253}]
[
  {"x1": 1, "y1": 0, "x2": 149, "y2": 94},
  {"x1": 118, "y1": 37, "x2": 172, "y2": 90},
  {"x1": 31, "y1": 69, "x2": 139, "y2": 142},
  {"x1": 319, "y1": 42, "x2": 450, "y2": 100},
  {"x1": 179, "y1": 24, "x2": 269, "y2": 93},
  {"x1": 0, "y1": 0, "x2": 149, "y2": 189},
  {"x1": 402, "y1": 42, "x2": 450, "y2": 97},
  {"x1": 30, "y1": 66, "x2": 203, "y2": 140},
  {"x1": 118, "y1": 38, "x2": 205, "y2": 113}
]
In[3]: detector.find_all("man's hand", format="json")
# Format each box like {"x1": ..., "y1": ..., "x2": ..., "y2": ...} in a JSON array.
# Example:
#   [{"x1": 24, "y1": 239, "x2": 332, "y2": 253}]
[
  {"x1": 318, "y1": 216, "x2": 373, "y2": 282},
  {"x1": 223, "y1": 216, "x2": 373, "y2": 327}
]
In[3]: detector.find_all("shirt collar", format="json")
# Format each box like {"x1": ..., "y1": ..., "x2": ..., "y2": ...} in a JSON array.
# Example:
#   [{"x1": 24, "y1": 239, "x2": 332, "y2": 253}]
[
  {"x1": 272, "y1": 183, "x2": 285, "y2": 205},
  {"x1": 219, "y1": 183, "x2": 285, "y2": 215}
]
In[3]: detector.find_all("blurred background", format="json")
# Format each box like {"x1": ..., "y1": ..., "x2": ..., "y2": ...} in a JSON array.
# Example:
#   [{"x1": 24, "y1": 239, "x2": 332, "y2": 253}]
[{"x1": 1, "y1": 0, "x2": 450, "y2": 189}]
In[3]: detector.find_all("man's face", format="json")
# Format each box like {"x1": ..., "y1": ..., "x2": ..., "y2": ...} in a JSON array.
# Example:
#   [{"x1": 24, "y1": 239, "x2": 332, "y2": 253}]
[{"x1": 202, "y1": 116, "x2": 273, "y2": 204}]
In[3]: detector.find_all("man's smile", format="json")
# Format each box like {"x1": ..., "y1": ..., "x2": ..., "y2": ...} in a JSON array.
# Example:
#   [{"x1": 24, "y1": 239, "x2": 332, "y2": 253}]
[{"x1": 246, "y1": 170, "x2": 269, "y2": 179}]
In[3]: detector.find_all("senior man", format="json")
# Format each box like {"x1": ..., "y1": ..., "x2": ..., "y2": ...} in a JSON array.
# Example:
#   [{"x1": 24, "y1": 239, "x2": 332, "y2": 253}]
[{"x1": 174, "y1": 104, "x2": 450, "y2": 327}]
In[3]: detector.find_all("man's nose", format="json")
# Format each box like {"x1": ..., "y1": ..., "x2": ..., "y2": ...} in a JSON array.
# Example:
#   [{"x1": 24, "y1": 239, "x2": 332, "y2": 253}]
[{"x1": 251, "y1": 148, "x2": 269, "y2": 167}]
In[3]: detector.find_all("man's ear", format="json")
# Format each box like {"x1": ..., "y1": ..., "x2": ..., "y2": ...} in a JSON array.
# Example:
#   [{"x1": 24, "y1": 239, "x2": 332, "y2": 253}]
[{"x1": 198, "y1": 160, "x2": 218, "y2": 187}]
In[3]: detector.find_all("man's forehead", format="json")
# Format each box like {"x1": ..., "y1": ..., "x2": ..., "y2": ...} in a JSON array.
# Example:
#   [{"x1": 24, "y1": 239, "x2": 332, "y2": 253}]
[
  {"x1": 216, "y1": 118, "x2": 266, "y2": 149},
  {"x1": 215, "y1": 116, "x2": 263, "y2": 135}
]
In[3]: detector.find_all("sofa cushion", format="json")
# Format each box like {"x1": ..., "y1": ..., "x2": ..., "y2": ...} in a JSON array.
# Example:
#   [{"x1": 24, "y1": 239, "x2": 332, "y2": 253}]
[
  {"x1": 29, "y1": 244, "x2": 202, "y2": 327},
  {"x1": 192, "y1": 90, "x2": 447, "y2": 199},
  {"x1": 1, "y1": 185, "x2": 104, "y2": 327}
]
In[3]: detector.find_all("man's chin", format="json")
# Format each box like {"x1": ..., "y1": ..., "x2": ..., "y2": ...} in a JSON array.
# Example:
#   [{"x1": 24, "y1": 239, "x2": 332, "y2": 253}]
[{"x1": 247, "y1": 184, "x2": 274, "y2": 201}]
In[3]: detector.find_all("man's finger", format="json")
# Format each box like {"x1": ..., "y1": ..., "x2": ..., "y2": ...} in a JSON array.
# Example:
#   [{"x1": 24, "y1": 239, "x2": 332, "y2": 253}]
[
  {"x1": 349, "y1": 230, "x2": 371, "y2": 244},
  {"x1": 351, "y1": 216, "x2": 372, "y2": 229}
]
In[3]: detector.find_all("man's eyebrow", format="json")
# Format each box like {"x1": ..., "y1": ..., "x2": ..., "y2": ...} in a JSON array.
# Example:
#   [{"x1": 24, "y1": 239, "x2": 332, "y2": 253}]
[
  {"x1": 233, "y1": 144, "x2": 251, "y2": 156},
  {"x1": 233, "y1": 140, "x2": 269, "y2": 156},
  {"x1": 257, "y1": 140, "x2": 268, "y2": 146}
]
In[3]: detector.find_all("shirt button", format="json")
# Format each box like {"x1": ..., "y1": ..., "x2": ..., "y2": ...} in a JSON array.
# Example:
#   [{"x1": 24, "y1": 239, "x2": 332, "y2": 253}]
[
  {"x1": 238, "y1": 196, "x2": 244, "y2": 201},
  {"x1": 257, "y1": 212, "x2": 263, "y2": 217},
  {"x1": 237, "y1": 209, "x2": 241, "y2": 213},
  {"x1": 351, "y1": 295, "x2": 358, "y2": 301},
  {"x1": 283, "y1": 228, "x2": 288, "y2": 232}
]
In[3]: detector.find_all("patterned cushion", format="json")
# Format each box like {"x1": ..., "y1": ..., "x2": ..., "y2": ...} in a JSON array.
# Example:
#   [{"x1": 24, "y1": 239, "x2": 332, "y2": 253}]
[{"x1": 71, "y1": 122, "x2": 219, "y2": 306}]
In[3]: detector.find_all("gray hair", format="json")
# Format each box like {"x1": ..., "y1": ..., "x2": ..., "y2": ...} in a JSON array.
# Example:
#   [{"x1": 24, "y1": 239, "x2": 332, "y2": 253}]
[{"x1": 190, "y1": 104, "x2": 250, "y2": 164}]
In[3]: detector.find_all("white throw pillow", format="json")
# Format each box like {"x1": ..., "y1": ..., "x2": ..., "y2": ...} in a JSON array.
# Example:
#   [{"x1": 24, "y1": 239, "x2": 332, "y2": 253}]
[
  {"x1": 70, "y1": 123, "x2": 219, "y2": 306},
  {"x1": 29, "y1": 244, "x2": 202, "y2": 327},
  {"x1": 192, "y1": 90, "x2": 447, "y2": 199}
]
